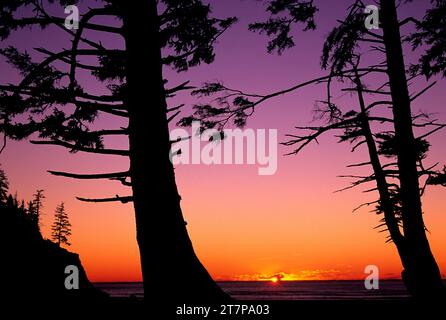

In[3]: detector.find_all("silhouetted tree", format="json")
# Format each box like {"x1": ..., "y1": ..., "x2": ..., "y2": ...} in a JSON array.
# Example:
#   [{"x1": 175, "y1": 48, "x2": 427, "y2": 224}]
[
  {"x1": 0, "y1": 165, "x2": 9, "y2": 203},
  {"x1": 376, "y1": 0, "x2": 445, "y2": 297},
  {"x1": 409, "y1": 0, "x2": 446, "y2": 79},
  {"x1": 51, "y1": 202, "x2": 71, "y2": 247},
  {"x1": 6, "y1": 194, "x2": 16, "y2": 208},
  {"x1": 188, "y1": 0, "x2": 446, "y2": 298},
  {"x1": 27, "y1": 189, "x2": 45, "y2": 231},
  {"x1": 248, "y1": 0, "x2": 317, "y2": 54},
  {"x1": 0, "y1": 0, "x2": 235, "y2": 303},
  {"x1": 0, "y1": 183, "x2": 103, "y2": 301}
]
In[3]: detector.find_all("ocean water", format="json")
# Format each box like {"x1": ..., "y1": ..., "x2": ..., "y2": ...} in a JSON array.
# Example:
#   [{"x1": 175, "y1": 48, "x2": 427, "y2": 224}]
[{"x1": 94, "y1": 280, "x2": 411, "y2": 300}]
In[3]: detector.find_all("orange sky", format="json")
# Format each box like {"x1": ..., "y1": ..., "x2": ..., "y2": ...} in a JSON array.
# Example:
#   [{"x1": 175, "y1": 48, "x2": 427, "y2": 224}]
[{"x1": 4, "y1": 129, "x2": 446, "y2": 282}]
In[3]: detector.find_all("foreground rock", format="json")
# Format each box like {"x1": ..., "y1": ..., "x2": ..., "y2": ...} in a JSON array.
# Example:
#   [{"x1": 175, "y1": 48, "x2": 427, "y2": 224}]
[{"x1": 0, "y1": 199, "x2": 107, "y2": 302}]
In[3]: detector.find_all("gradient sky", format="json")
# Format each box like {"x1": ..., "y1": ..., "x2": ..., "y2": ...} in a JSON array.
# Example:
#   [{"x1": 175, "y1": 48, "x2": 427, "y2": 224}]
[{"x1": 1, "y1": 0, "x2": 446, "y2": 282}]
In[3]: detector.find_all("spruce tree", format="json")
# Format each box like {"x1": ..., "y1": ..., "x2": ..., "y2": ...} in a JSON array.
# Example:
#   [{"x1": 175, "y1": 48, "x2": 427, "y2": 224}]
[
  {"x1": 190, "y1": 0, "x2": 446, "y2": 297},
  {"x1": 51, "y1": 202, "x2": 72, "y2": 247},
  {"x1": 0, "y1": 0, "x2": 236, "y2": 302},
  {"x1": 0, "y1": 165, "x2": 9, "y2": 203}
]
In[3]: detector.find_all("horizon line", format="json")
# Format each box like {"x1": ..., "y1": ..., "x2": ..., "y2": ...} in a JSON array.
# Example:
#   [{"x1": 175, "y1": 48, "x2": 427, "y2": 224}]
[{"x1": 93, "y1": 278, "x2": 412, "y2": 284}]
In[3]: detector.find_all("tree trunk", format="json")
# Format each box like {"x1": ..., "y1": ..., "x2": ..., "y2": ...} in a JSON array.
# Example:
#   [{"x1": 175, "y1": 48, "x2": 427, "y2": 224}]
[
  {"x1": 380, "y1": 0, "x2": 445, "y2": 298},
  {"x1": 354, "y1": 72, "x2": 404, "y2": 246},
  {"x1": 121, "y1": 0, "x2": 229, "y2": 304}
]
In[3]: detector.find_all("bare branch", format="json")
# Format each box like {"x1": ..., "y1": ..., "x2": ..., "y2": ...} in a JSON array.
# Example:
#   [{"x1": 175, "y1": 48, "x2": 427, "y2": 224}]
[
  {"x1": 167, "y1": 110, "x2": 181, "y2": 123},
  {"x1": 165, "y1": 81, "x2": 194, "y2": 95},
  {"x1": 48, "y1": 170, "x2": 129, "y2": 180},
  {"x1": 352, "y1": 200, "x2": 379, "y2": 213},
  {"x1": 347, "y1": 161, "x2": 371, "y2": 168},
  {"x1": 410, "y1": 81, "x2": 437, "y2": 102},
  {"x1": 30, "y1": 139, "x2": 129, "y2": 156},
  {"x1": 74, "y1": 101, "x2": 129, "y2": 117},
  {"x1": 76, "y1": 195, "x2": 133, "y2": 203},
  {"x1": 167, "y1": 104, "x2": 185, "y2": 113},
  {"x1": 399, "y1": 17, "x2": 421, "y2": 27}
]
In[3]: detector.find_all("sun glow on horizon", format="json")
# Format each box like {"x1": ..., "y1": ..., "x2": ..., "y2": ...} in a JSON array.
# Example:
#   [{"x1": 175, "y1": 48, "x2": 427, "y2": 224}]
[{"x1": 220, "y1": 270, "x2": 350, "y2": 282}]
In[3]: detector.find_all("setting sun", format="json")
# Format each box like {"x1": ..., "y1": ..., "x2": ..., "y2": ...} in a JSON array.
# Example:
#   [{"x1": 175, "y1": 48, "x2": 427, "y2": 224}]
[{"x1": 270, "y1": 274, "x2": 284, "y2": 283}]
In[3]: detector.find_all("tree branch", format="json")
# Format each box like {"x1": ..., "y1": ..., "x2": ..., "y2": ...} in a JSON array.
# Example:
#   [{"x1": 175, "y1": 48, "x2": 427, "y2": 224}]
[
  {"x1": 76, "y1": 195, "x2": 133, "y2": 203},
  {"x1": 48, "y1": 170, "x2": 129, "y2": 180},
  {"x1": 30, "y1": 139, "x2": 129, "y2": 156}
]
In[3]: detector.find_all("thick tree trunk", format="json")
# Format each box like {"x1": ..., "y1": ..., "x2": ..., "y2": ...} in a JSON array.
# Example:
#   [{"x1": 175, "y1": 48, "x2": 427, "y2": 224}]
[
  {"x1": 121, "y1": 0, "x2": 229, "y2": 304},
  {"x1": 380, "y1": 0, "x2": 445, "y2": 298}
]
